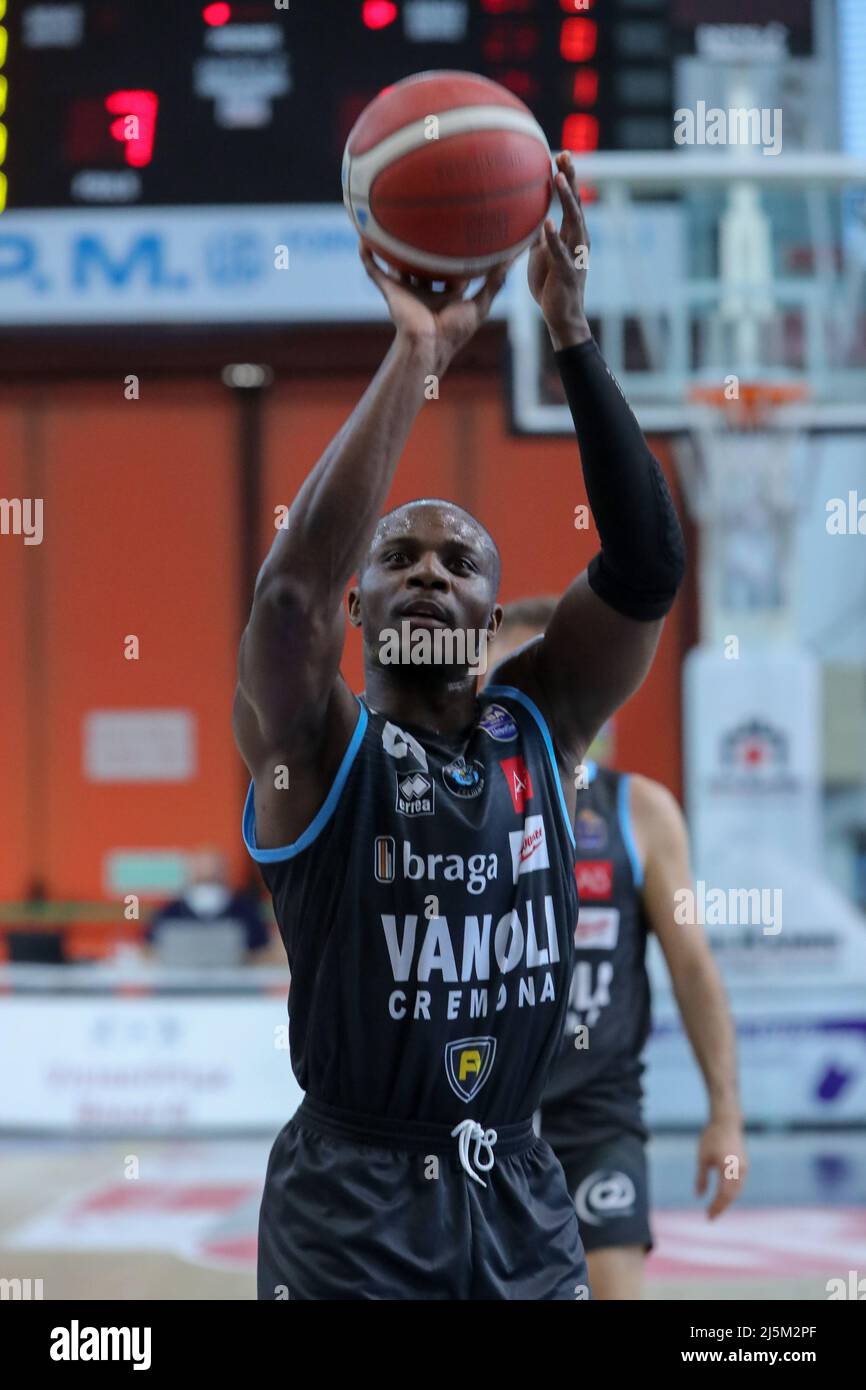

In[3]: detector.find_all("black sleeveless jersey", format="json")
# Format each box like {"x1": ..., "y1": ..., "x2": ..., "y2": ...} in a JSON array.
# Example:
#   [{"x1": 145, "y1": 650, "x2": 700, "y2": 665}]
[
  {"x1": 541, "y1": 764, "x2": 652, "y2": 1145},
  {"x1": 243, "y1": 684, "x2": 579, "y2": 1128}
]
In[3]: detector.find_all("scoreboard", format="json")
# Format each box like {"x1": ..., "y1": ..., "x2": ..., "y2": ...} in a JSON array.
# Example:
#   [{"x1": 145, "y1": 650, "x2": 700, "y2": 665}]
[
  {"x1": 2, "y1": 0, "x2": 686, "y2": 211},
  {"x1": 0, "y1": 0, "x2": 818, "y2": 331}
]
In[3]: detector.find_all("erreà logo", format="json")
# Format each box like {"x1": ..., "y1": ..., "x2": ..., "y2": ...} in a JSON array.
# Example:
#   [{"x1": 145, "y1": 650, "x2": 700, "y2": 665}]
[
  {"x1": 445, "y1": 1037, "x2": 496, "y2": 1103},
  {"x1": 395, "y1": 771, "x2": 435, "y2": 817}
]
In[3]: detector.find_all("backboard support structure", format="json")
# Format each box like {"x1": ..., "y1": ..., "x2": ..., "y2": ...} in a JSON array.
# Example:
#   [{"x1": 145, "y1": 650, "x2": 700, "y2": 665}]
[
  {"x1": 508, "y1": 152, "x2": 866, "y2": 438},
  {"x1": 508, "y1": 151, "x2": 866, "y2": 648}
]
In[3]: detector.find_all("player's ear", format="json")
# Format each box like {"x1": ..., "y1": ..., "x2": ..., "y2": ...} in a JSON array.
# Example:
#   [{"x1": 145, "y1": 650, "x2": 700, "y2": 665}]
[
  {"x1": 487, "y1": 604, "x2": 503, "y2": 639},
  {"x1": 346, "y1": 586, "x2": 362, "y2": 628}
]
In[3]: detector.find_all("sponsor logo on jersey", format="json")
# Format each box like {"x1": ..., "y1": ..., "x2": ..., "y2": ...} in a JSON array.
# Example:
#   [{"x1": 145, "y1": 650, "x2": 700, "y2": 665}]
[
  {"x1": 383, "y1": 895, "x2": 561, "y2": 984},
  {"x1": 445, "y1": 1036, "x2": 496, "y2": 1102},
  {"x1": 574, "y1": 1169, "x2": 636, "y2": 1226},
  {"x1": 477, "y1": 702, "x2": 518, "y2": 742},
  {"x1": 508, "y1": 815, "x2": 550, "y2": 883},
  {"x1": 398, "y1": 840, "x2": 497, "y2": 895},
  {"x1": 395, "y1": 771, "x2": 435, "y2": 817},
  {"x1": 574, "y1": 907, "x2": 620, "y2": 950},
  {"x1": 384, "y1": 897, "x2": 563, "y2": 1023},
  {"x1": 374, "y1": 836, "x2": 395, "y2": 883},
  {"x1": 575, "y1": 807, "x2": 608, "y2": 852},
  {"x1": 441, "y1": 755, "x2": 485, "y2": 799},
  {"x1": 498, "y1": 755, "x2": 533, "y2": 814},
  {"x1": 574, "y1": 858, "x2": 613, "y2": 901}
]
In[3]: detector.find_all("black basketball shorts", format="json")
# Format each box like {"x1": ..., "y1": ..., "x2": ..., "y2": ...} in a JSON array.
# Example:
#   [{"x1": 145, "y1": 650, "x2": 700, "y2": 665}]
[
  {"x1": 555, "y1": 1131, "x2": 652, "y2": 1255},
  {"x1": 257, "y1": 1097, "x2": 591, "y2": 1301}
]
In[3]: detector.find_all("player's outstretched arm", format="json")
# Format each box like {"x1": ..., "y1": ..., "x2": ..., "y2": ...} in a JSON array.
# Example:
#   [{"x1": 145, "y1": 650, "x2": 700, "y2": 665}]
[
  {"x1": 234, "y1": 248, "x2": 510, "y2": 848},
  {"x1": 520, "y1": 152, "x2": 686, "y2": 764}
]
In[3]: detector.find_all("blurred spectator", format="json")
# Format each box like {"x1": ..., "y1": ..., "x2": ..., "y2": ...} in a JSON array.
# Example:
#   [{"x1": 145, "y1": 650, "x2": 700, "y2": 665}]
[
  {"x1": 8, "y1": 877, "x2": 66, "y2": 963},
  {"x1": 146, "y1": 848, "x2": 273, "y2": 964}
]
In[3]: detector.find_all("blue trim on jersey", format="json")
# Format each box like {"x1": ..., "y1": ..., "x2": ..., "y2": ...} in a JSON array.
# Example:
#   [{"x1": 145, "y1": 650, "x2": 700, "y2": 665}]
[
  {"x1": 483, "y1": 684, "x2": 576, "y2": 849},
  {"x1": 242, "y1": 698, "x2": 368, "y2": 863},
  {"x1": 617, "y1": 772, "x2": 644, "y2": 888},
  {"x1": 584, "y1": 758, "x2": 598, "y2": 784}
]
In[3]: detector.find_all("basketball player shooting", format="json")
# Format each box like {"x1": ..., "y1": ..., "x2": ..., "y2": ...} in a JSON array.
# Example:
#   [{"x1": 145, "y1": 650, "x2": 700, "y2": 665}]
[{"x1": 234, "y1": 151, "x2": 686, "y2": 1300}]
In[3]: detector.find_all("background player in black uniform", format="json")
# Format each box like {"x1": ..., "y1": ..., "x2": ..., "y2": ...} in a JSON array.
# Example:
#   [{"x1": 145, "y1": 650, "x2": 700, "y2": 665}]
[
  {"x1": 234, "y1": 153, "x2": 685, "y2": 1299},
  {"x1": 487, "y1": 597, "x2": 748, "y2": 1299}
]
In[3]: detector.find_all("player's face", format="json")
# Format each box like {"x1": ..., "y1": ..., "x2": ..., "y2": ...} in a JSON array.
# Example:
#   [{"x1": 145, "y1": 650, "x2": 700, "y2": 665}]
[{"x1": 351, "y1": 507, "x2": 499, "y2": 670}]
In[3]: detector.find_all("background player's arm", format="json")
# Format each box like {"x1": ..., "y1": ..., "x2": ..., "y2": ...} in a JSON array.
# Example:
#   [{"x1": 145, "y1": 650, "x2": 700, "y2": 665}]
[
  {"x1": 497, "y1": 154, "x2": 685, "y2": 767},
  {"x1": 631, "y1": 775, "x2": 749, "y2": 1219},
  {"x1": 234, "y1": 249, "x2": 510, "y2": 848}
]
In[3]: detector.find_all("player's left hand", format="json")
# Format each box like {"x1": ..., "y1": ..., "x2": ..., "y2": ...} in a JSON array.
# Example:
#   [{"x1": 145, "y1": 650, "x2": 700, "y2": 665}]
[
  {"x1": 696, "y1": 1118, "x2": 749, "y2": 1220},
  {"x1": 360, "y1": 244, "x2": 517, "y2": 375},
  {"x1": 528, "y1": 151, "x2": 592, "y2": 351}
]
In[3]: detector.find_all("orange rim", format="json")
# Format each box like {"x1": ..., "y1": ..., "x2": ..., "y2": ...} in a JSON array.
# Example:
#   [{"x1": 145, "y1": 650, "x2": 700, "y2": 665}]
[{"x1": 688, "y1": 382, "x2": 809, "y2": 427}]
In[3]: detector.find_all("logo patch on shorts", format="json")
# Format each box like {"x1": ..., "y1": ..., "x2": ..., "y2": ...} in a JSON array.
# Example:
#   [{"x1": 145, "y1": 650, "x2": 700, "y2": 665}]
[
  {"x1": 574, "y1": 1169, "x2": 636, "y2": 1226},
  {"x1": 442, "y1": 756, "x2": 485, "y2": 799},
  {"x1": 477, "y1": 703, "x2": 518, "y2": 742},
  {"x1": 395, "y1": 772, "x2": 435, "y2": 817},
  {"x1": 445, "y1": 1037, "x2": 496, "y2": 1103}
]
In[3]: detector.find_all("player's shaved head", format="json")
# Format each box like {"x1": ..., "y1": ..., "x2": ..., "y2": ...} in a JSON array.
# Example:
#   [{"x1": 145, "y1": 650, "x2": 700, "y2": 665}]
[{"x1": 361, "y1": 498, "x2": 501, "y2": 595}]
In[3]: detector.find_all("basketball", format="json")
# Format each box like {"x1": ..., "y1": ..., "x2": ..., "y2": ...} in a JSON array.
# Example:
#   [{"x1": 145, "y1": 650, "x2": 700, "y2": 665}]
[{"x1": 342, "y1": 70, "x2": 553, "y2": 281}]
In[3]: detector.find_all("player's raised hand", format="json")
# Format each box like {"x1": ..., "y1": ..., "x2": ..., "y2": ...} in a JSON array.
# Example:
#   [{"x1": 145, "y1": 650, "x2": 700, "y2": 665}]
[
  {"x1": 528, "y1": 151, "x2": 592, "y2": 351},
  {"x1": 360, "y1": 243, "x2": 515, "y2": 374}
]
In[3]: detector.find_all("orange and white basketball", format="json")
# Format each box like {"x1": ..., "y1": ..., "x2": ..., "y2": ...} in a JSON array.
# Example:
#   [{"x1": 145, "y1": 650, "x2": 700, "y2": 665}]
[{"x1": 342, "y1": 70, "x2": 553, "y2": 281}]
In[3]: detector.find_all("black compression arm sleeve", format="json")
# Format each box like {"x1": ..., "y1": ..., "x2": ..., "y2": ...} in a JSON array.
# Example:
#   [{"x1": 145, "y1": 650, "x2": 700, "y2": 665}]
[{"x1": 555, "y1": 338, "x2": 686, "y2": 621}]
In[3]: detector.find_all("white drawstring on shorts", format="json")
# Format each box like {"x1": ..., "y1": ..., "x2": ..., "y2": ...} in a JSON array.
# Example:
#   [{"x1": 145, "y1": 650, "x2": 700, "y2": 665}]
[{"x1": 451, "y1": 1119, "x2": 498, "y2": 1187}]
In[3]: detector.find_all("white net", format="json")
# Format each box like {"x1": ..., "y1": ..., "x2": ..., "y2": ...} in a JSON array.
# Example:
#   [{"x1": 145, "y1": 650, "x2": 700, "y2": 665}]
[{"x1": 674, "y1": 420, "x2": 810, "y2": 644}]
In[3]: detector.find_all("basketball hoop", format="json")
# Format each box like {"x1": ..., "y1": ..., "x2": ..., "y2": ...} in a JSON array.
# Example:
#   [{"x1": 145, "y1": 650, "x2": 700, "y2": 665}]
[
  {"x1": 687, "y1": 381, "x2": 810, "y2": 430},
  {"x1": 675, "y1": 381, "x2": 812, "y2": 646}
]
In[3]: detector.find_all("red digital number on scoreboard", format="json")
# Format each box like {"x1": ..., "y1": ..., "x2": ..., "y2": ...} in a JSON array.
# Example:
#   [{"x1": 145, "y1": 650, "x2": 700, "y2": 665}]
[{"x1": 105, "y1": 91, "x2": 159, "y2": 169}]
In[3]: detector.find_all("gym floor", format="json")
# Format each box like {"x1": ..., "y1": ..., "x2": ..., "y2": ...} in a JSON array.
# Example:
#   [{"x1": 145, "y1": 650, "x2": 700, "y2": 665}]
[{"x1": 1, "y1": 1131, "x2": 864, "y2": 1301}]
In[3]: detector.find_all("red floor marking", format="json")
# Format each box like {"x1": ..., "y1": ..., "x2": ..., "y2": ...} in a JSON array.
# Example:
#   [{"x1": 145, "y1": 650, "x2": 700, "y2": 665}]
[
  {"x1": 12, "y1": 1164, "x2": 866, "y2": 1283},
  {"x1": 647, "y1": 1208, "x2": 866, "y2": 1280},
  {"x1": 77, "y1": 1184, "x2": 253, "y2": 1214}
]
